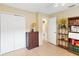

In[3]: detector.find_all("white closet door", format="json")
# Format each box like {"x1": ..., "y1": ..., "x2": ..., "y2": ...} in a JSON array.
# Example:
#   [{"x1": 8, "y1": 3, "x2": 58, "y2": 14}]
[
  {"x1": 6, "y1": 15, "x2": 15, "y2": 52},
  {"x1": 13, "y1": 16, "x2": 25, "y2": 50},
  {"x1": 1, "y1": 15, "x2": 7, "y2": 54},
  {"x1": 48, "y1": 17, "x2": 57, "y2": 45},
  {"x1": 1, "y1": 13, "x2": 25, "y2": 54},
  {"x1": 1, "y1": 14, "x2": 14, "y2": 53},
  {"x1": 0, "y1": 15, "x2": 1, "y2": 53}
]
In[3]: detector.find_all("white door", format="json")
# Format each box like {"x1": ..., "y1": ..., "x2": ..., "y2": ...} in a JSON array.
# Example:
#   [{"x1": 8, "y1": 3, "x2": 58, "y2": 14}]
[
  {"x1": 1, "y1": 14, "x2": 14, "y2": 53},
  {"x1": 1, "y1": 13, "x2": 25, "y2": 54},
  {"x1": 48, "y1": 17, "x2": 57, "y2": 45},
  {"x1": 14, "y1": 16, "x2": 25, "y2": 50}
]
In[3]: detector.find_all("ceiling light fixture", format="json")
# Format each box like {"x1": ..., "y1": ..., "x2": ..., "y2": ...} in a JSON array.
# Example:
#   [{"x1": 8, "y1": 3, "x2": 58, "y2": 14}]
[
  {"x1": 54, "y1": 3, "x2": 66, "y2": 7},
  {"x1": 68, "y1": 4, "x2": 76, "y2": 8}
]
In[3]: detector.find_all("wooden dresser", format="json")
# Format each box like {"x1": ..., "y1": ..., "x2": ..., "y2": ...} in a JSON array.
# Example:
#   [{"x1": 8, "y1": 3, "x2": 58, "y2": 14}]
[{"x1": 26, "y1": 32, "x2": 39, "y2": 49}]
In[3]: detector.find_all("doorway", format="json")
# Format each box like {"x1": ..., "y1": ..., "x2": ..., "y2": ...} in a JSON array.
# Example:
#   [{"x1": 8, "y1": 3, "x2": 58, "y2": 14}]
[{"x1": 42, "y1": 18, "x2": 48, "y2": 43}]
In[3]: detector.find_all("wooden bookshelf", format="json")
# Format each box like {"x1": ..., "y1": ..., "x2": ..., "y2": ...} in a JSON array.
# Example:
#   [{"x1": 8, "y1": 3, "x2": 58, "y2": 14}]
[
  {"x1": 68, "y1": 16, "x2": 79, "y2": 55},
  {"x1": 57, "y1": 19, "x2": 68, "y2": 49}
]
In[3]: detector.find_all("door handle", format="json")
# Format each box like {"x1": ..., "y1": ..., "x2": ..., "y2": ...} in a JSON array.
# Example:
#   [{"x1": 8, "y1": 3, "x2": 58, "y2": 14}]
[{"x1": 54, "y1": 32, "x2": 56, "y2": 33}]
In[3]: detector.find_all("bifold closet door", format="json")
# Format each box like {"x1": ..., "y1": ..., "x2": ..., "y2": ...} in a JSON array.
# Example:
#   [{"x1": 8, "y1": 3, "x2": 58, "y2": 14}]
[
  {"x1": 13, "y1": 15, "x2": 25, "y2": 50},
  {"x1": 1, "y1": 13, "x2": 25, "y2": 54},
  {"x1": 1, "y1": 14, "x2": 15, "y2": 54}
]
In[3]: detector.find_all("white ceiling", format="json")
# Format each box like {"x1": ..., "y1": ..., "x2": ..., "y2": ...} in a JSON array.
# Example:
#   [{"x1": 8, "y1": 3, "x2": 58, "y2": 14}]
[{"x1": 3, "y1": 3, "x2": 79, "y2": 14}]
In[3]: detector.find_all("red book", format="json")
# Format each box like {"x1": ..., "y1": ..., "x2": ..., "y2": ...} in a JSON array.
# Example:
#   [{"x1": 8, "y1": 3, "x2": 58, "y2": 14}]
[
  {"x1": 75, "y1": 41, "x2": 79, "y2": 46},
  {"x1": 71, "y1": 39, "x2": 75, "y2": 45}
]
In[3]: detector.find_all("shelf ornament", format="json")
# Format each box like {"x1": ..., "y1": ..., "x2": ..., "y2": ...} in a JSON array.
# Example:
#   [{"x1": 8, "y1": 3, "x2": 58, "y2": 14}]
[
  {"x1": 31, "y1": 21, "x2": 37, "y2": 32},
  {"x1": 60, "y1": 18, "x2": 66, "y2": 29}
]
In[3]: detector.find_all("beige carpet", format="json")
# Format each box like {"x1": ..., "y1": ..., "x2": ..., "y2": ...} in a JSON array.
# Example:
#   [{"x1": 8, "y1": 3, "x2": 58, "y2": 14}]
[{"x1": 1, "y1": 42, "x2": 77, "y2": 56}]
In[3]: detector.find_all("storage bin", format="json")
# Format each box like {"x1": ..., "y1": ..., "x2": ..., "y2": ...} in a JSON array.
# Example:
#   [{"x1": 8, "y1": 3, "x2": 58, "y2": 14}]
[{"x1": 68, "y1": 43, "x2": 79, "y2": 53}]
